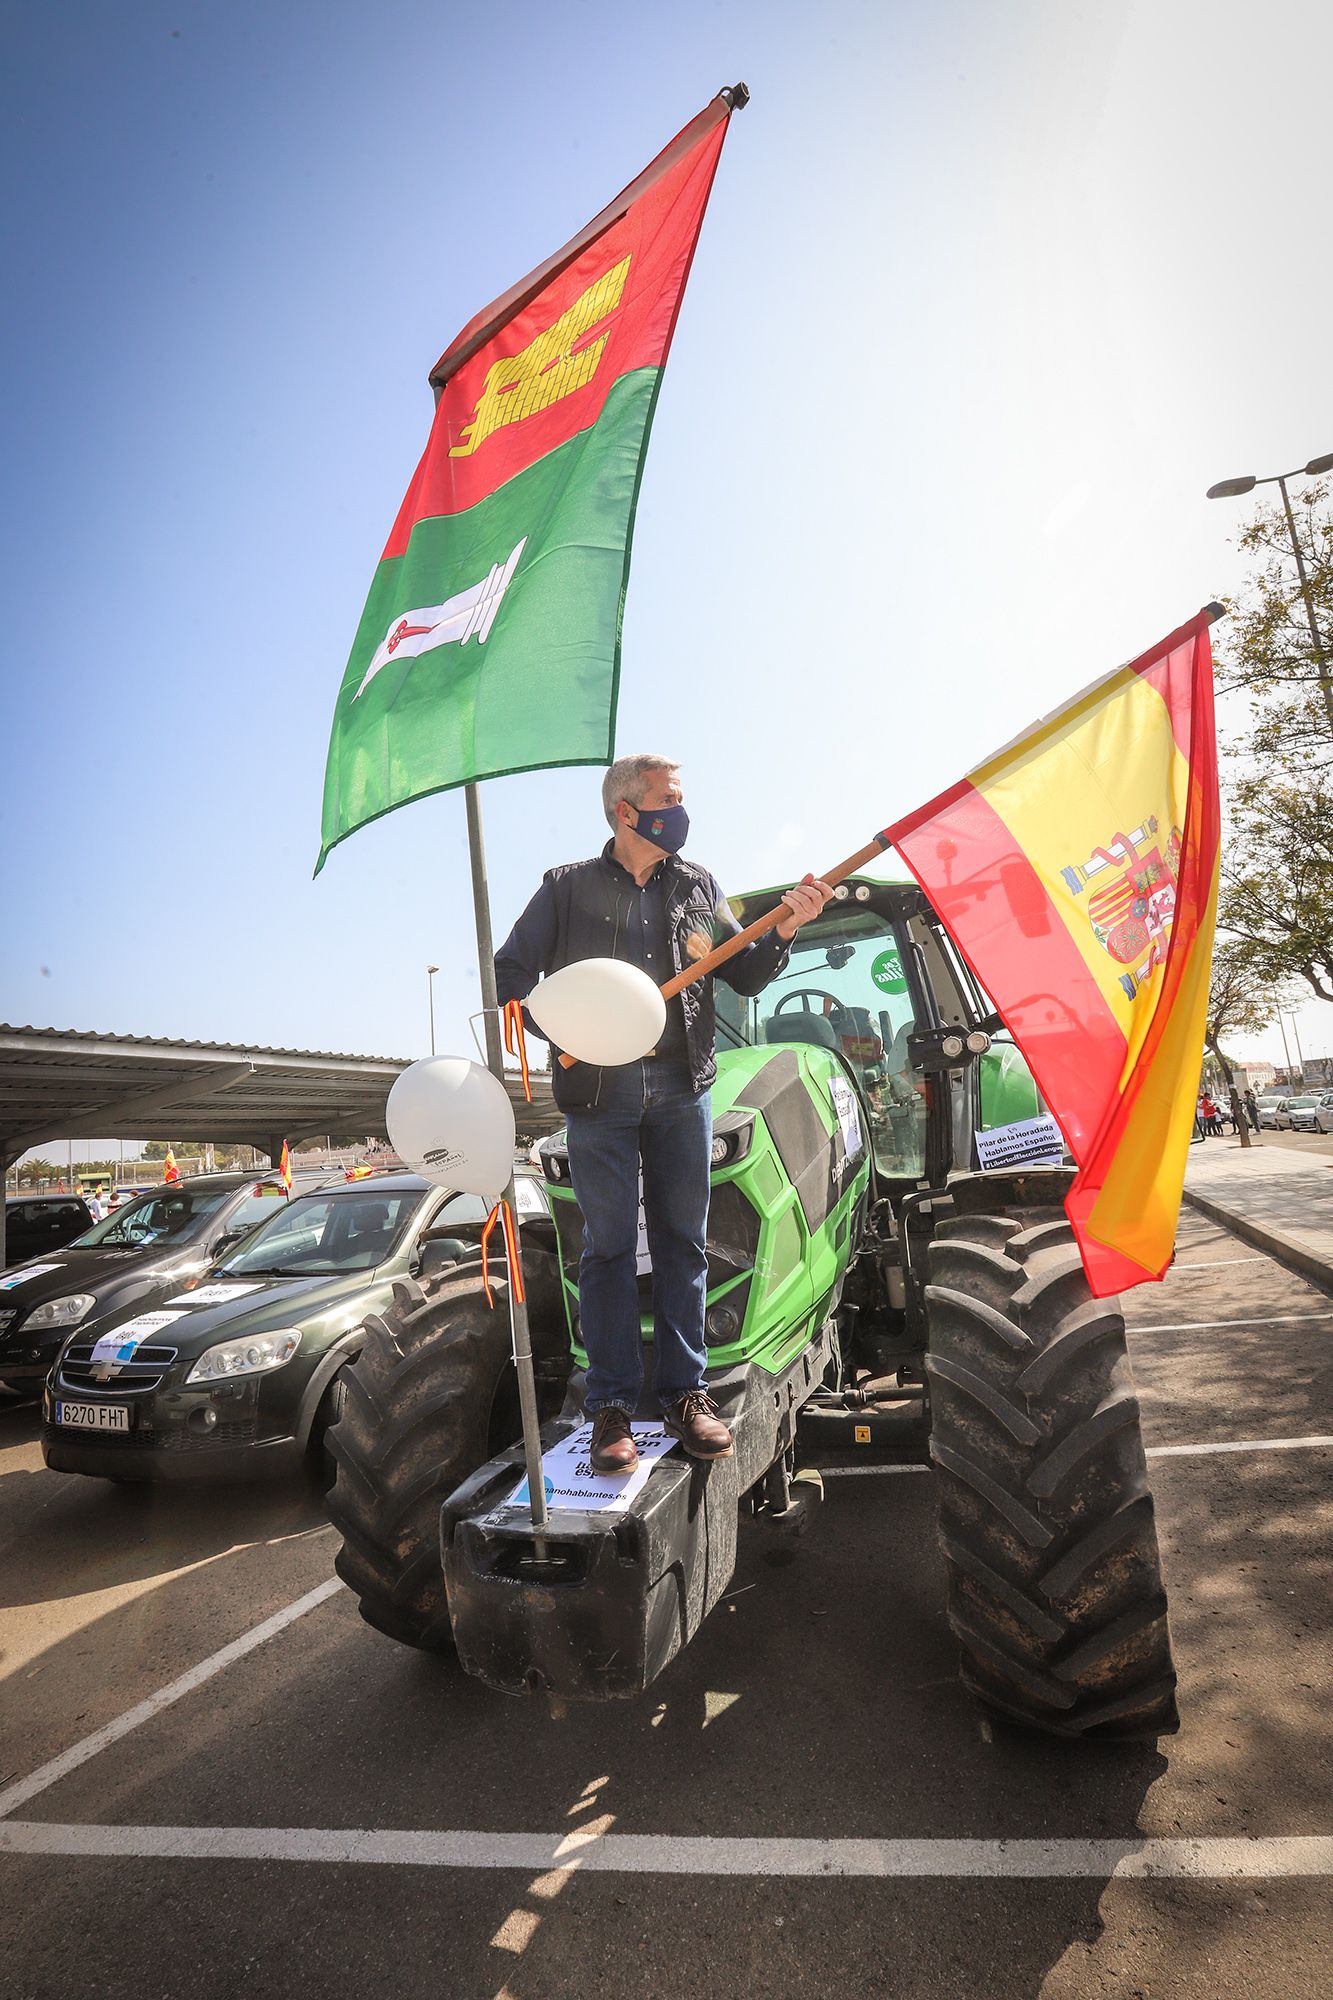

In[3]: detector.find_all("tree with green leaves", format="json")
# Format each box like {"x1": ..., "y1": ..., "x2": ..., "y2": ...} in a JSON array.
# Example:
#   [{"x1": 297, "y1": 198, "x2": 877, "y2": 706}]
[
  {"x1": 1213, "y1": 477, "x2": 1333, "y2": 1007},
  {"x1": 1203, "y1": 939, "x2": 1291, "y2": 1148},
  {"x1": 1219, "y1": 769, "x2": 1333, "y2": 1004},
  {"x1": 1215, "y1": 477, "x2": 1332, "y2": 764}
]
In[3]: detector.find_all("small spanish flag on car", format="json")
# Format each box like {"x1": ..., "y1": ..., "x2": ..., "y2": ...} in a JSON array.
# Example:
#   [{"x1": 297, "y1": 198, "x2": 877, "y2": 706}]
[
  {"x1": 883, "y1": 606, "x2": 1221, "y2": 1297},
  {"x1": 344, "y1": 1162, "x2": 373, "y2": 1181},
  {"x1": 163, "y1": 1148, "x2": 181, "y2": 1185},
  {"x1": 278, "y1": 1140, "x2": 292, "y2": 1193}
]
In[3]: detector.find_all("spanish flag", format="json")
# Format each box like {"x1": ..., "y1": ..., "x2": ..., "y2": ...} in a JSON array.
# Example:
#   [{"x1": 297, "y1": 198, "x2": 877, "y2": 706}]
[
  {"x1": 278, "y1": 1140, "x2": 292, "y2": 1193},
  {"x1": 883, "y1": 607, "x2": 1220, "y2": 1297},
  {"x1": 162, "y1": 1148, "x2": 181, "y2": 1186}
]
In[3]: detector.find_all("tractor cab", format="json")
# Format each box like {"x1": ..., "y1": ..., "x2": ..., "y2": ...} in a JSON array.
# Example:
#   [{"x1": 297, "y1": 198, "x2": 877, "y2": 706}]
[{"x1": 717, "y1": 873, "x2": 1046, "y2": 1196}]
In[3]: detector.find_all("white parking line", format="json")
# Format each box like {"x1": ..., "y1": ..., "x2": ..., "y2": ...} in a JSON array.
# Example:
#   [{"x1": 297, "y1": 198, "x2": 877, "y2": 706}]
[
  {"x1": 1127, "y1": 1312, "x2": 1333, "y2": 1334},
  {"x1": 1, "y1": 1821, "x2": 1330, "y2": 1878},
  {"x1": 1170, "y1": 1257, "x2": 1269, "y2": 1271},
  {"x1": 822, "y1": 1436, "x2": 1333, "y2": 1477},
  {"x1": 0, "y1": 1577, "x2": 341, "y2": 1821},
  {"x1": 1147, "y1": 1435, "x2": 1333, "y2": 1460}
]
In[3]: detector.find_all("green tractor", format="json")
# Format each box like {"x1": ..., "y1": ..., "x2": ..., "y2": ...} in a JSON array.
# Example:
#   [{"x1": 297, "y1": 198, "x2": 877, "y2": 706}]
[{"x1": 327, "y1": 867, "x2": 1178, "y2": 1739}]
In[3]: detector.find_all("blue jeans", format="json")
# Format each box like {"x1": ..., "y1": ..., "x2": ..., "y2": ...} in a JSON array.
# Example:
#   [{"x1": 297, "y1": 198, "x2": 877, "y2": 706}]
[{"x1": 564, "y1": 1058, "x2": 712, "y2": 1414}]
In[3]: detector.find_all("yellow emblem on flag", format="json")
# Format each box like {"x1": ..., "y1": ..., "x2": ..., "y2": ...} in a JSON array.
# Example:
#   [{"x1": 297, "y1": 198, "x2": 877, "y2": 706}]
[{"x1": 450, "y1": 256, "x2": 632, "y2": 458}]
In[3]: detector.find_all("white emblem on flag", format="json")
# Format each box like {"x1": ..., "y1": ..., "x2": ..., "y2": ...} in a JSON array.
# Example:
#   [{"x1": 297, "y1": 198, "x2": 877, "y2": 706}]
[{"x1": 354, "y1": 537, "x2": 527, "y2": 699}]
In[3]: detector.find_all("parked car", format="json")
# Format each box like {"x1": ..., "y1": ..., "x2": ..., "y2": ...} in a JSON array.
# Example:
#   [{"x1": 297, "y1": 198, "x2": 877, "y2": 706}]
[
  {"x1": 4, "y1": 1194, "x2": 96, "y2": 1269},
  {"x1": 1257, "y1": 1095, "x2": 1291, "y2": 1130},
  {"x1": 1312, "y1": 1093, "x2": 1333, "y2": 1135},
  {"x1": 1276, "y1": 1095, "x2": 1320, "y2": 1131},
  {"x1": 42, "y1": 1170, "x2": 554, "y2": 1482},
  {"x1": 0, "y1": 1174, "x2": 309, "y2": 1398}
]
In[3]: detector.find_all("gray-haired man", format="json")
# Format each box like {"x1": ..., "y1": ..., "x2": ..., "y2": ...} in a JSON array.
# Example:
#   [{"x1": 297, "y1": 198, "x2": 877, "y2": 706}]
[{"x1": 496, "y1": 755, "x2": 830, "y2": 1472}]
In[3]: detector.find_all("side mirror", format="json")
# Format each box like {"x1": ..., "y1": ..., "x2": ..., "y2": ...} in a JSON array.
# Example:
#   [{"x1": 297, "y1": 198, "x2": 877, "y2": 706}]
[
  {"x1": 415, "y1": 1235, "x2": 468, "y2": 1279},
  {"x1": 211, "y1": 1228, "x2": 250, "y2": 1261}
]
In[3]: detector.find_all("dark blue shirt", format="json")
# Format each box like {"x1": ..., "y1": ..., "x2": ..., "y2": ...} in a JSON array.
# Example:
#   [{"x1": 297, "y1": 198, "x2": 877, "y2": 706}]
[{"x1": 495, "y1": 839, "x2": 792, "y2": 1091}]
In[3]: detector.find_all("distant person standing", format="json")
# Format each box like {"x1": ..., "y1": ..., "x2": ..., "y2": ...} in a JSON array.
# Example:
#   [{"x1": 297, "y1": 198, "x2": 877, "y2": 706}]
[
  {"x1": 84, "y1": 1186, "x2": 104, "y2": 1222},
  {"x1": 1244, "y1": 1088, "x2": 1260, "y2": 1133},
  {"x1": 1227, "y1": 1087, "x2": 1244, "y2": 1135},
  {"x1": 1199, "y1": 1093, "x2": 1221, "y2": 1137}
]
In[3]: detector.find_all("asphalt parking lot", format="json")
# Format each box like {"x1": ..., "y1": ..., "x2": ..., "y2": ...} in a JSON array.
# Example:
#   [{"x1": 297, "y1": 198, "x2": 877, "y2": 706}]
[{"x1": 2, "y1": 1208, "x2": 1330, "y2": 1999}]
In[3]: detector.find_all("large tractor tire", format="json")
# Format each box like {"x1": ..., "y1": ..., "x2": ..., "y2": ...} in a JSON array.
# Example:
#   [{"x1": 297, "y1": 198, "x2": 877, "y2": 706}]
[
  {"x1": 327, "y1": 1248, "x2": 566, "y2": 1653},
  {"x1": 924, "y1": 1204, "x2": 1178, "y2": 1740}
]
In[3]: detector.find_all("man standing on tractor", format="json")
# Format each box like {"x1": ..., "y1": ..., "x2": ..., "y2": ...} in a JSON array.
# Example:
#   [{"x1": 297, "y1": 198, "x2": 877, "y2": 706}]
[{"x1": 496, "y1": 754, "x2": 831, "y2": 1473}]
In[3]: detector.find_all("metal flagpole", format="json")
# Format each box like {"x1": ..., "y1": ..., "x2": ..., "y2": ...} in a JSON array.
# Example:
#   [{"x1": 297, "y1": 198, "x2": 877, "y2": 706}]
[{"x1": 464, "y1": 781, "x2": 549, "y2": 1538}]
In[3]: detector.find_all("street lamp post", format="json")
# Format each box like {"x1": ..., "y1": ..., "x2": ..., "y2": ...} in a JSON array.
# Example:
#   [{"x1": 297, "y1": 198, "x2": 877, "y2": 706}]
[
  {"x1": 1289, "y1": 1014, "x2": 1308, "y2": 1085},
  {"x1": 1207, "y1": 451, "x2": 1333, "y2": 736},
  {"x1": 426, "y1": 964, "x2": 439, "y2": 1056}
]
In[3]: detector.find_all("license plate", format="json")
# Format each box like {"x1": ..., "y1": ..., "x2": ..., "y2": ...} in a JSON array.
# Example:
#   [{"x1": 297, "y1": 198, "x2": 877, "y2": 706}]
[{"x1": 55, "y1": 1400, "x2": 131, "y2": 1432}]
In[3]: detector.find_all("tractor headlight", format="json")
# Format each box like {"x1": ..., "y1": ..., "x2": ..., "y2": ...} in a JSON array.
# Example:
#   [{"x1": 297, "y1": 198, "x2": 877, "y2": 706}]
[
  {"x1": 941, "y1": 1033, "x2": 966, "y2": 1060},
  {"x1": 965, "y1": 1031, "x2": 992, "y2": 1055},
  {"x1": 709, "y1": 1113, "x2": 755, "y2": 1168},
  {"x1": 705, "y1": 1303, "x2": 741, "y2": 1345},
  {"x1": 187, "y1": 1330, "x2": 302, "y2": 1384},
  {"x1": 25, "y1": 1293, "x2": 96, "y2": 1330}
]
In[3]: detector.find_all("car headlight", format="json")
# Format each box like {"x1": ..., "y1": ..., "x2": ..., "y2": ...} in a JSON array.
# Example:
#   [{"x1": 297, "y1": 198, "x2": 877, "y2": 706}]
[
  {"x1": 186, "y1": 1330, "x2": 302, "y2": 1384},
  {"x1": 26, "y1": 1294, "x2": 96, "y2": 1331}
]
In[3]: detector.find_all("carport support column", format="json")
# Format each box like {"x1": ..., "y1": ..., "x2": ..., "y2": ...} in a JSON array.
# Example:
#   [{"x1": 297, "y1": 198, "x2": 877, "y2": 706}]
[
  {"x1": 266, "y1": 1138, "x2": 285, "y2": 1172},
  {"x1": 466, "y1": 783, "x2": 549, "y2": 1539},
  {"x1": 0, "y1": 1145, "x2": 12, "y2": 1269}
]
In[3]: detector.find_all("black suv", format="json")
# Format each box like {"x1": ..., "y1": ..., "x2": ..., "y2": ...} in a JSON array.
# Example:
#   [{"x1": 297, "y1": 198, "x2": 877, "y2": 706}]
[
  {"x1": 0, "y1": 1174, "x2": 313, "y2": 1397},
  {"x1": 4, "y1": 1194, "x2": 96, "y2": 1268},
  {"x1": 41, "y1": 1173, "x2": 555, "y2": 1483}
]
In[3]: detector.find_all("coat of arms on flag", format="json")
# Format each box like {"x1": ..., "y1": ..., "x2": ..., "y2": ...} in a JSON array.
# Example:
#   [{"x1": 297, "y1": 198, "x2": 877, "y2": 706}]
[{"x1": 1061, "y1": 818, "x2": 1183, "y2": 1000}]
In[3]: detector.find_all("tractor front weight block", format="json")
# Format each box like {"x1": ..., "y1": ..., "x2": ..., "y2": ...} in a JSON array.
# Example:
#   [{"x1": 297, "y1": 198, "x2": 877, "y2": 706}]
[{"x1": 440, "y1": 1327, "x2": 836, "y2": 1699}]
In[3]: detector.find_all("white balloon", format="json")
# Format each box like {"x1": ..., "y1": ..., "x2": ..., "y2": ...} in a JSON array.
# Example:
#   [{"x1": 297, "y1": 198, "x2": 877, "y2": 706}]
[
  {"x1": 526, "y1": 957, "x2": 667, "y2": 1066},
  {"x1": 386, "y1": 1057, "x2": 515, "y2": 1202}
]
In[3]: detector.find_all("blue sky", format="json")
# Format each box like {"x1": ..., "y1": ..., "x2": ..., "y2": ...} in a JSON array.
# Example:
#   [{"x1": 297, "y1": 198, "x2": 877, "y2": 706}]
[{"x1": 3, "y1": 0, "x2": 1331, "y2": 1157}]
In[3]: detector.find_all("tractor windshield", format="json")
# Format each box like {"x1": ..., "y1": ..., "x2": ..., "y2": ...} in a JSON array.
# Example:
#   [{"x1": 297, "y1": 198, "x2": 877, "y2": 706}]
[{"x1": 716, "y1": 910, "x2": 928, "y2": 1180}]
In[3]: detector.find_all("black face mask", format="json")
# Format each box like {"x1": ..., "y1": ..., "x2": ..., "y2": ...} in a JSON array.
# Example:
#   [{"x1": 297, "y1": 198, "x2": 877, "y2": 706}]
[{"x1": 627, "y1": 801, "x2": 689, "y2": 853}]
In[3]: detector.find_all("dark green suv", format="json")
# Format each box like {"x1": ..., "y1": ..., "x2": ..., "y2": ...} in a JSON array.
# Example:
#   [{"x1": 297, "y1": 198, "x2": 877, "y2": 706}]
[{"x1": 42, "y1": 1172, "x2": 550, "y2": 1482}]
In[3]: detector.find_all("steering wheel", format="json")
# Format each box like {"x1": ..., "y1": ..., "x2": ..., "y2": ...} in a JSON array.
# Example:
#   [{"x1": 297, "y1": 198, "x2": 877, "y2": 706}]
[{"x1": 774, "y1": 989, "x2": 844, "y2": 1018}]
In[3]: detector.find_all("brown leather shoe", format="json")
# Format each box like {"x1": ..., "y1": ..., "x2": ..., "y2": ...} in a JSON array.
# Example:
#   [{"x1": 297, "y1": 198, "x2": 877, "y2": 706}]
[
  {"x1": 663, "y1": 1390, "x2": 733, "y2": 1460},
  {"x1": 589, "y1": 1407, "x2": 639, "y2": 1474}
]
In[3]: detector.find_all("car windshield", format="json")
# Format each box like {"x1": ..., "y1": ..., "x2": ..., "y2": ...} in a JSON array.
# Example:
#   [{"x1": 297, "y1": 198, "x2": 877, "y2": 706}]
[
  {"x1": 219, "y1": 1189, "x2": 425, "y2": 1276},
  {"x1": 715, "y1": 910, "x2": 927, "y2": 1179},
  {"x1": 71, "y1": 1186, "x2": 236, "y2": 1248},
  {"x1": 1286, "y1": 1096, "x2": 1317, "y2": 1109}
]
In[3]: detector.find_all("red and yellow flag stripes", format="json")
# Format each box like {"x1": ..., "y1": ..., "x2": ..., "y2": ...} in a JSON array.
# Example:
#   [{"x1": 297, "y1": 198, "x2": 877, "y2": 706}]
[{"x1": 883, "y1": 608, "x2": 1221, "y2": 1296}]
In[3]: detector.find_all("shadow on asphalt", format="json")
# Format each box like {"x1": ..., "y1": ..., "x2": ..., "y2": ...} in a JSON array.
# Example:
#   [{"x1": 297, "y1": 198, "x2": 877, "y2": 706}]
[
  {"x1": 0, "y1": 1400, "x2": 328, "y2": 1616},
  {"x1": 5, "y1": 1478, "x2": 1178, "y2": 2000},
  {"x1": 4, "y1": 1219, "x2": 1331, "y2": 2000},
  {"x1": 1130, "y1": 1317, "x2": 1333, "y2": 1448}
]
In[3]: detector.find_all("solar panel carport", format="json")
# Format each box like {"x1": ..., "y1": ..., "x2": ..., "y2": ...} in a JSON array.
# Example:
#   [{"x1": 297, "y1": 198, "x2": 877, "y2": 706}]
[{"x1": 0, "y1": 1025, "x2": 560, "y2": 1267}]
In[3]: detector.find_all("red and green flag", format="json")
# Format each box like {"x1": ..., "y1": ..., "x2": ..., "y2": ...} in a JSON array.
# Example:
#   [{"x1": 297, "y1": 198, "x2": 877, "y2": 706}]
[{"x1": 317, "y1": 89, "x2": 744, "y2": 873}]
